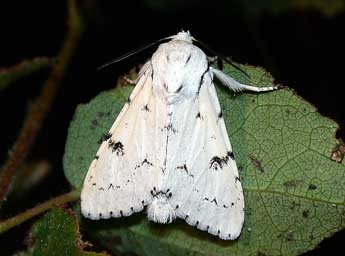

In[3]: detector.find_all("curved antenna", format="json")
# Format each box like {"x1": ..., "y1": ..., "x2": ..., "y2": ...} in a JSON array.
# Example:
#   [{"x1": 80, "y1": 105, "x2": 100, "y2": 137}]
[
  {"x1": 96, "y1": 36, "x2": 173, "y2": 70},
  {"x1": 194, "y1": 39, "x2": 250, "y2": 79}
]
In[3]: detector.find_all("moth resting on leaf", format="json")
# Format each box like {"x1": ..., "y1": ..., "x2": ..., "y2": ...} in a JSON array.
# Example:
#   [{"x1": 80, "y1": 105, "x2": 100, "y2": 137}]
[{"x1": 81, "y1": 31, "x2": 278, "y2": 240}]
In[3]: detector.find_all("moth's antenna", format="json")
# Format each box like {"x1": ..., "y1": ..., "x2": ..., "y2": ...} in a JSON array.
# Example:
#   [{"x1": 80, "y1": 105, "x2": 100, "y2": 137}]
[
  {"x1": 97, "y1": 36, "x2": 172, "y2": 70},
  {"x1": 194, "y1": 39, "x2": 250, "y2": 79}
]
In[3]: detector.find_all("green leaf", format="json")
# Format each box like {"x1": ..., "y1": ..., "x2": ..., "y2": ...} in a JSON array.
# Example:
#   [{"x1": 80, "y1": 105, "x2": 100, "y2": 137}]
[
  {"x1": 63, "y1": 64, "x2": 345, "y2": 255},
  {"x1": 0, "y1": 57, "x2": 54, "y2": 91},
  {"x1": 26, "y1": 207, "x2": 107, "y2": 255}
]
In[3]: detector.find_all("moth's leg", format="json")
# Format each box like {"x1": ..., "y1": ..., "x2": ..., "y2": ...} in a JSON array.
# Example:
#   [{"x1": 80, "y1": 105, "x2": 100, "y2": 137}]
[
  {"x1": 121, "y1": 76, "x2": 136, "y2": 85},
  {"x1": 207, "y1": 56, "x2": 217, "y2": 64},
  {"x1": 207, "y1": 56, "x2": 225, "y2": 71},
  {"x1": 122, "y1": 61, "x2": 153, "y2": 85},
  {"x1": 211, "y1": 67, "x2": 278, "y2": 92}
]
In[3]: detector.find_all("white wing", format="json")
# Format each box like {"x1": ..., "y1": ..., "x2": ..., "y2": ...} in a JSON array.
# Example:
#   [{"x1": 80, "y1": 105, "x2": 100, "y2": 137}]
[
  {"x1": 81, "y1": 65, "x2": 168, "y2": 220},
  {"x1": 160, "y1": 74, "x2": 244, "y2": 240}
]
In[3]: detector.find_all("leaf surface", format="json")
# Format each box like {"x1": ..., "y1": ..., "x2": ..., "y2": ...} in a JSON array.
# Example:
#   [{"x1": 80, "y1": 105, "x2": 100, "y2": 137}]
[
  {"x1": 26, "y1": 207, "x2": 107, "y2": 255},
  {"x1": 64, "y1": 64, "x2": 345, "y2": 255}
]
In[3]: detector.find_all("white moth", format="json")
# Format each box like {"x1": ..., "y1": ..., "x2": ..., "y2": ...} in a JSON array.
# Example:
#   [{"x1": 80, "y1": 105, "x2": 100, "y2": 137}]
[{"x1": 81, "y1": 31, "x2": 277, "y2": 240}]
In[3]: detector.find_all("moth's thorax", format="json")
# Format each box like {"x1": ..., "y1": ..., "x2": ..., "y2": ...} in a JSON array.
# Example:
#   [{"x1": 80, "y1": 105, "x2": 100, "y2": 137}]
[
  {"x1": 171, "y1": 31, "x2": 193, "y2": 43},
  {"x1": 151, "y1": 40, "x2": 208, "y2": 104}
]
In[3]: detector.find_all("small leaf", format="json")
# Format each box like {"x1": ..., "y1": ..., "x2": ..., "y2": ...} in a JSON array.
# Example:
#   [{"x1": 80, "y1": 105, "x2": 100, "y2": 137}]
[
  {"x1": 0, "y1": 57, "x2": 54, "y2": 91},
  {"x1": 63, "y1": 64, "x2": 345, "y2": 255},
  {"x1": 26, "y1": 207, "x2": 107, "y2": 255}
]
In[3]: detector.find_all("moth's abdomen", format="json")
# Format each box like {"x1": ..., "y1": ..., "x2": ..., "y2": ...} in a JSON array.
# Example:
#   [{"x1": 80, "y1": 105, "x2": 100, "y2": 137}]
[{"x1": 147, "y1": 193, "x2": 176, "y2": 224}]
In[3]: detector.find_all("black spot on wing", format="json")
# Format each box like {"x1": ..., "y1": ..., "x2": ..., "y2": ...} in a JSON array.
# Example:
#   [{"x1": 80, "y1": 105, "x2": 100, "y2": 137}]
[
  {"x1": 209, "y1": 156, "x2": 223, "y2": 170},
  {"x1": 142, "y1": 158, "x2": 153, "y2": 166},
  {"x1": 136, "y1": 158, "x2": 154, "y2": 169},
  {"x1": 177, "y1": 164, "x2": 188, "y2": 173},
  {"x1": 176, "y1": 164, "x2": 194, "y2": 178},
  {"x1": 114, "y1": 141, "x2": 124, "y2": 156},
  {"x1": 165, "y1": 123, "x2": 177, "y2": 133},
  {"x1": 98, "y1": 132, "x2": 112, "y2": 144},
  {"x1": 151, "y1": 187, "x2": 173, "y2": 198},
  {"x1": 198, "y1": 63, "x2": 210, "y2": 93},
  {"x1": 142, "y1": 104, "x2": 150, "y2": 112},
  {"x1": 108, "y1": 140, "x2": 124, "y2": 156},
  {"x1": 175, "y1": 84, "x2": 183, "y2": 93},
  {"x1": 185, "y1": 53, "x2": 191, "y2": 65},
  {"x1": 204, "y1": 197, "x2": 218, "y2": 206},
  {"x1": 209, "y1": 151, "x2": 234, "y2": 170},
  {"x1": 228, "y1": 151, "x2": 235, "y2": 160},
  {"x1": 151, "y1": 64, "x2": 154, "y2": 80},
  {"x1": 218, "y1": 111, "x2": 223, "y2": 119},
  {"x1": 211, "y1": 198, "x2": 218, "y2": 206}
]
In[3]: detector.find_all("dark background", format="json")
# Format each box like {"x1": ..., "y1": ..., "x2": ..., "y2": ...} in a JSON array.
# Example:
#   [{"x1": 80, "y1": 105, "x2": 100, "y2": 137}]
[{"x1": 0, "y1": 0, "x2": 344, "y2": 255}]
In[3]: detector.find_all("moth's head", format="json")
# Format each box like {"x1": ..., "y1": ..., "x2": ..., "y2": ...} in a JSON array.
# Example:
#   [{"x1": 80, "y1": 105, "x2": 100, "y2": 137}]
[
  {"x1": 172, "y1": 30, "x2": 193, "y2": 43},
  {"x1": 151, "y1": 35, "x2": 209, "y2": 104}
]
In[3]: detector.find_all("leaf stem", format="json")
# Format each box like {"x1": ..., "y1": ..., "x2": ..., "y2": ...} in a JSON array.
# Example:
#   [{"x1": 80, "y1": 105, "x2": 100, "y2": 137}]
[
  {"x1": 0, "y1": 189, "x2": 80, "y2": 234},
  {"x1": 0, "y1": 0, "x2": 83, "y2": 206}
]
